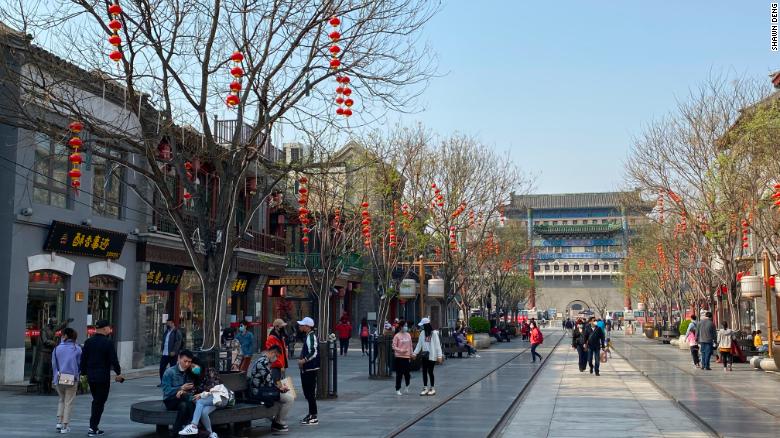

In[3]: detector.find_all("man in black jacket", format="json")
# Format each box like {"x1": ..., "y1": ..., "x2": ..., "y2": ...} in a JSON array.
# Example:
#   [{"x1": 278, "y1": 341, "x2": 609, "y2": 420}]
[
  {"x1": 81, "y1": 319, "x2": 124, "y2": 436},
  {"x1": 159, "y1": 318, "x2": 183, "y2": 385},
  {"x1": 583, "y1": 317, "x2": 605, "y2": 376}
]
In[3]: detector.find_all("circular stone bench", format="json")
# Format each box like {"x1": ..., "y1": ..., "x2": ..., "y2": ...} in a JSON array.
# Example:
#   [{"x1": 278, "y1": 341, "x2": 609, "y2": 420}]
[{"x1": 131, "y1": 400, "x2": 276, "y2": 435}]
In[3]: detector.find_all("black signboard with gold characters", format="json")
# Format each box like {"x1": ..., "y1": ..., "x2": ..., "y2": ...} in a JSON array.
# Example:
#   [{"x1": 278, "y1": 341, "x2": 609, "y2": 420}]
[
  {"x1": 147, "y1": 263, "x2": 184, "y2": 291},
  {"x1": 230, "y1": 275, "x2": 250, "y2": 293},
  {"x1": 44, "y1": 220, "x2": 127, "y2": 259}
]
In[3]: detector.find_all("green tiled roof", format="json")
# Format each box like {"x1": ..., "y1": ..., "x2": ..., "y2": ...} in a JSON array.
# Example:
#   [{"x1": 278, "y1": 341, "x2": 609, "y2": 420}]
[
  {"x1": 533, "y1": 224, "x2": 623, "y2": 234},
  {"x1": 512, "y1": 191, "x2": 645, "y2": 210}
]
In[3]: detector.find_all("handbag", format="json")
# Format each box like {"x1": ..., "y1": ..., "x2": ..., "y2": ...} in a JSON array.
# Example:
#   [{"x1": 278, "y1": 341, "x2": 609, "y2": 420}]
[
  {"x1": 210, "y1": 384, "x2": 236, "y2": 408},
  {"x1": 599, "y1": 349, "x2": 608, "y2": 363},
  {"x1": 53, "y1": 347, "x2": 76, "y2": 386}
]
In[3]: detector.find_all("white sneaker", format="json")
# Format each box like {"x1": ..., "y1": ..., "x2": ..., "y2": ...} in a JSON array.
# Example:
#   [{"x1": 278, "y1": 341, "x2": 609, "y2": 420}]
[
  {"x1": 404, "y1": 385, "x2": 410, "y2": 394},
  {"x1": 427, "y1": 387, "x2": 436, "y2": 396},
  {"x1": 56, "y1": 423, "x2": 62, "y2": 431},
  {"x1": 474, "y1": 354, "x2": 481, "y2": 358},
  {"x1": 179, "y1": 424, "x2": 199, "y2": 435},
  {"x1": 395, "y1": 390, "x2": 402, "y2": 395},
  {"x1": 60, "y1": 427, "x2": 70, "y2": 434},
  {"x1": 420, "y1": 387, "x2": 429, "y2": 396},
  {"x1": 209, "y1": 433, "x2": 219, "y2": 438}
]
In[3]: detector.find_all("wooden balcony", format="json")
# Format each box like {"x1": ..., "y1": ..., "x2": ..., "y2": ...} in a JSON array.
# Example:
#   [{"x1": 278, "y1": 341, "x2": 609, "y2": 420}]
[
  {"x1": 154, "y1": 214, "x2": 286, "y2": 255},
  {"x1": 213, "y1": 119, "x2": 282, "y2": 162}
]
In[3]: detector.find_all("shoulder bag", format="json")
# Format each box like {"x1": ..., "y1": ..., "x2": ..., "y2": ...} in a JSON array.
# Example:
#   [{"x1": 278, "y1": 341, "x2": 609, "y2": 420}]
[{"x1": 53, "y1": 346, "x2": 76, "y2": 386}]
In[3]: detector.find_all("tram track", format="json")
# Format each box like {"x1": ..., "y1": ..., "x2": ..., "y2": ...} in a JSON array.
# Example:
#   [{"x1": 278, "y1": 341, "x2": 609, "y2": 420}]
[{"x1": 384, "y1": 332, "x2": 565, "y2": 438}]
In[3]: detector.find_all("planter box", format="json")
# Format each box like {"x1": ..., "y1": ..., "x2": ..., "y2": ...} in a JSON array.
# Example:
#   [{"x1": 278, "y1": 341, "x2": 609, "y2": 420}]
[{"x1": 472, "y1": 333, "x2": 491, "y2": 349}]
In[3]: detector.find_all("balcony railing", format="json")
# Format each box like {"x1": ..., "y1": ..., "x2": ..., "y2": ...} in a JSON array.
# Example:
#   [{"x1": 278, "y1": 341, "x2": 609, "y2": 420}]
[
  {"x1": 287, "y1": 252, "x2": 364, "y2": 270},
  {"x1": 213, "y1": 119, "x2": 282, "y2": 162},
  {"x1": 533, "y1": 224, "x2": 623, "y2": 235},
  {"x1": 535, "y1": 251, "x2": 626, "y2": 260},
  {"x1": 154, "y1": 214, "x2": 286, "y2": 255}
]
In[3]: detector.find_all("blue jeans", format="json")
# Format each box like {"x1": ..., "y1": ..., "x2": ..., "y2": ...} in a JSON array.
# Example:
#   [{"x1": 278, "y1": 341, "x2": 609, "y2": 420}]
[
  {"x1": 587, "y1": 347, "x2": 600, "y2": 373},
  {"x1": 191, "y1": 395, "x2": 217, "y2": 432},
  {"x1": 700, "y1": 342, "x2": 713, "y2": 369}
]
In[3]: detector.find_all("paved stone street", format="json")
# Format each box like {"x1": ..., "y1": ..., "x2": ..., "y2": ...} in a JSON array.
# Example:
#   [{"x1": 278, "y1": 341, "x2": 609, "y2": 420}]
[
  {"x1": 0, "y1": 335, "x2": 556, "y2": 438},
  {"x1": 502, "y1": 334, "x2": 710, "y2": 438}
]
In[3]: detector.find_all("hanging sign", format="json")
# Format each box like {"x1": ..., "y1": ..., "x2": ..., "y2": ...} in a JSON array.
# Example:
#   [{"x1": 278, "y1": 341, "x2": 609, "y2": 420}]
[
  {"x1": 147, "y1": 263, "x2": 184, "y2": 291},
  {"x1": 44, "y1": 220, "x2": 127, "y2": 259}
]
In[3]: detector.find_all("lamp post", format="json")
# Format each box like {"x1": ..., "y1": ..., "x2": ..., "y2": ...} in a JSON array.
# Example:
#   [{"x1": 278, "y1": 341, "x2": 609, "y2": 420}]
[{"x1": 762, "y1": 250, "x2": 774, "y2": 358}]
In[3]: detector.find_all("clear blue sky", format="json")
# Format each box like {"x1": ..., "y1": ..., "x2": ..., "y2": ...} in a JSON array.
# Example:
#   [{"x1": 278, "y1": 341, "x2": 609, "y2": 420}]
[{"x1": 398, "y1": 1, "x2": 778, "y2": 194}]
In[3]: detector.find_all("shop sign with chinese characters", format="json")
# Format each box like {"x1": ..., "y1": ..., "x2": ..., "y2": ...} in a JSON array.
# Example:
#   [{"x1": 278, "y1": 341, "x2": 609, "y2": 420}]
[
  {"x1": 44, "y1": 220, "x2": 127, "y2": 259},
  {"x1": 146, "y1": 263, "x2": 184, "y2": 291},
  {"x1": 231, "y1": 275, "x2": 250, "y2": 293}
]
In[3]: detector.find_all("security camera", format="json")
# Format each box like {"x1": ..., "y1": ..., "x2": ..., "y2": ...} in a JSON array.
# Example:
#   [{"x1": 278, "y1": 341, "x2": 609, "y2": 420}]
[
  {"x1": 148, "y1": 225, "x2": 158, "y2": 233},
  {"x1": 20, "y1": 207, "x2": 33, "y2": 216}
]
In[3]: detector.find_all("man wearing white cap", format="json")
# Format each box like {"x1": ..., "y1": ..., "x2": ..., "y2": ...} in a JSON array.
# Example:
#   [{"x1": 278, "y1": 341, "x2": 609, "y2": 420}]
[{"x1": 296, "y1": 317, "x2": 319, "y2": 425}]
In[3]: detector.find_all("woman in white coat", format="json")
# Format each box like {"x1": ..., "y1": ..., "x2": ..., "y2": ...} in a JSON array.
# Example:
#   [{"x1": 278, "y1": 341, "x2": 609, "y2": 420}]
[{"x1": 411, "y1": 318, "x2": 443, "y2": 396}]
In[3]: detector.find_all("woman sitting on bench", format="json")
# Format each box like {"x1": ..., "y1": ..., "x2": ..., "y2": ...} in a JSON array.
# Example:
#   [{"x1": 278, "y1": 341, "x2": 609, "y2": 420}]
[{"x1": 455, "y1": 331, "x2": 479, "y2": 358}]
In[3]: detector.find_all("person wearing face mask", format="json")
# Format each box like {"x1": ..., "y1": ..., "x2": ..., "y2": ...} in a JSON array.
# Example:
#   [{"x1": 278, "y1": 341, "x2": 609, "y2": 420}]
[
  {"x1": 248, "y1": 345, "x2": 294, "y2": 432},
  {"x1": 571, "y1": 318, "x2": 587, "y2": 372},
  {"x1": 178, "y1": 363, "x2": 225, "y2": 438},
  {"x1": 220, "y1": 328, "x2": 243, "y2": 372},
  {"x1": 584, "y1": 317, "x2": 605, "y2": 375},
  {"x1": 160, "y1": 319, "x2": 183, "y2": 386},
  {"x1": 235, "y1": 321, "x2": 255, "y2": 371},
  {"x1": 392, "y1": 321, "x2": 413, "y2": 395}
]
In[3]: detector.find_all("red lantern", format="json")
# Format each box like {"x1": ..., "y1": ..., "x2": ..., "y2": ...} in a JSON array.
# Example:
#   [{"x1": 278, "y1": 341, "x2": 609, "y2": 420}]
[
  {"x1": 341, "y1": 76, "x2": 351, "y2": 84},
  {"x1": 335, "y1": 97, "x2": 345, "y2": 105},
  {"x1": 109, "y1": 50, "x2": 122, "y2": 62},
  {"x1": 342, "y1": 87, "x2": 352, "y2": 96},
  {"x1": 230, "y1": 66, "x2": 244, "y2": 78},
  {"x1": 302, "y1": 236, "x2": 310, "y2": 244},
  {"x1": 71, "y1": 179, "x2": 80, "y2": 188},
  {"x1": 226, "y1": 94, "x2": 240, "y2": 106},
  {"x1": 298, "y1": 187, "x2": 308, "y2": 195},
  {"x1": 230, "y1": 51, "x2": 244, "y2": 63},
  {"x1": 770, "y1": 276, "x2": 777, "y2": 288},
  {"x1": 68, "y1": 121, "x2": 83, "y2": 133},
  {"x1": 329, "y1": 16, "x2": 341, "y2": 26},
  {"x1": 336, "y1": 86, "x2": 344, "y2": 94},
  {"x1": 230, "y1": 81, "x2": 242, "y2": 92},
  {"x1": 299, "y1": 207, "x2": 309, "y2": 215},
  {"x1": 108, "y1": 34, "x2": 122, "y2": 46},
  {"x1": 344, "y1": 98, "x2": 354, "y2": 107},
  {"x1": 69, "y1": 153, "x2": 82, "y2": 165},
  {"x1": 68, "y1": 168, "x2": 81, "y2": 179},
  {"x1": 302, "y1": 227, "x2": 310, "y2": 234},
  {"x1": 108, "y1": 3, "x2": 122, "y2": 16},
  {"x1": 361, "y1": 201, "x2": 369, "y2": 208},
  {"x1": 343, "y1": 108, "x2": 352, "y2": 117},
  {"x1": 108, "y1": 19, "x2": 122, "y2": 31},
  {"x1": 329, "y1": 31, "x2": 341, "y2": 41},
  {"x1": 336, "y1": 107, "x2": 345, "y2": 115},
  {"x1": 68, "y1": 137, "x2": 83, "y2": 148},
  {"x1": 330, "y1": 58, "x2": 341, "y2": 69},
  {"x1": 329, "y1": 45, "x2": 341, "y2": 54}
]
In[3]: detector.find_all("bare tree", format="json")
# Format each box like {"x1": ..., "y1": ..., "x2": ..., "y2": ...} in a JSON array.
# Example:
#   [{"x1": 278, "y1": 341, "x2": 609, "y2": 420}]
[{"x1": 0, "y1": 0, "x2": 438, "y2": 350}]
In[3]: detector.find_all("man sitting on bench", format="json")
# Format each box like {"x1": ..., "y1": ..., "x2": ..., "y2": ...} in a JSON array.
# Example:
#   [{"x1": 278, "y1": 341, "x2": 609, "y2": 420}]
[
  {"x1": 161, "y1": 349, "x2": 195, "y2": 437},
  {"x1": 455, "y1": 330, "x2": 479, "y2": 358}
]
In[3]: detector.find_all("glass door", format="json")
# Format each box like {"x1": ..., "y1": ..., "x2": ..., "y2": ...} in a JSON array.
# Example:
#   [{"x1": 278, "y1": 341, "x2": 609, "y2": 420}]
[
  {"x1": 25, "y1": 271, "x2": 66, "y2": 380},
  {"x1": 88, "y1": 276, "x2": 119, "y2": 335},
  {"x1": 178, "y1": 270, "x2": 203, "y2": 350}
]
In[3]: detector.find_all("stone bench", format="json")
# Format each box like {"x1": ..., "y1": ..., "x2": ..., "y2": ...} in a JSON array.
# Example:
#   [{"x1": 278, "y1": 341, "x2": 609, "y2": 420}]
[{"x1": 130, "y1": 400, "x2": 276, "y2": 436}]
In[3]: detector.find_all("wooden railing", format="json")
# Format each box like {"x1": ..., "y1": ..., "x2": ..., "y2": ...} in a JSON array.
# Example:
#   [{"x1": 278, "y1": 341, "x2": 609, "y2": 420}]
[
  {"x1": 154, "y1": 214, "x2": 286, "y2": 255},
  {"x1": 213, "y1": 119, "x2": 282, "y2": 162}
]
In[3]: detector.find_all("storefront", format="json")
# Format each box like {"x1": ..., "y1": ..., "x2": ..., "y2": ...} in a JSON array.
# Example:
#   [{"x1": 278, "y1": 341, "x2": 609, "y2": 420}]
[
  {"x1": 24, "y1": 271, "x2": 67, "y2": 379},
  {"x1": 138, "y1": 263, "x2": 182, "y2": 365}
]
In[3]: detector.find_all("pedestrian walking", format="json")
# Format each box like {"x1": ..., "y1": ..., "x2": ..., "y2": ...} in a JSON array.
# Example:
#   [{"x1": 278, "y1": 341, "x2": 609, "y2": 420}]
[
  {"x1": 696, "y1": 312, "x2": 716, "y2": 370},
  {"x1": 265, "y1": 319, "x2": 289, "y2": 382},
  {"x1": 52, "y1": 327, "x2": 81, "y2": 434},
  {"x1": 686, "y1": 314, "x2": 698, "y2": 336},
  {"x1": 686, "y1": 328, "x2": 700, "y2": 368},
  {"x1": 81, "y1": 319, "x2": 124, "y2": 436},
  {"x1": 717, "y1": 321, "x2": 735, "y2": 372},
  {"x1": 412, "y1": 318, "x2": 443, "y2": 396},
  {"x1": 584, "y1": 317, "x2": 605, "y2": 376},
  {"x1": 297, "y1": 317, "x2": 319, "y2": 426},
  {"x1": 335, "y1": 317, "x2": 352, "y2": 356},
  {"x1": 392, "y1": 320, "x2": 413, "y2": 395},
  {"x1": 520, "y1": 321, "x2": 530, "y2": 341},
  {"x1": 360, "y1": 318, "x2": 370, "y2": 356},
  {"x1": 161, "y1": 350, "x2": 195, "y2": 437},
  {"x1": 530, "y1": 321, "x2": 544, "y2": 363},
  {"x1": 572, "y1": 319, "x2": 587, "y2": 372},
  {"x1": 159, "y1": 319, "x2": 182, "y2": 385},
  {"x1": 220, "y1": 327, "x2": 243, "y2": 372},
  {"x1": 235, "y1": 320, "x2": 255, "y2": 371}
]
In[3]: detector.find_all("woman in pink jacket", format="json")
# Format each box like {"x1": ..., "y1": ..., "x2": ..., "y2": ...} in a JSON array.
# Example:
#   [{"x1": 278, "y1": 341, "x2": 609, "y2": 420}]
[{"x1": 392, "y1": 320, "x2": 413, "y2": 395}]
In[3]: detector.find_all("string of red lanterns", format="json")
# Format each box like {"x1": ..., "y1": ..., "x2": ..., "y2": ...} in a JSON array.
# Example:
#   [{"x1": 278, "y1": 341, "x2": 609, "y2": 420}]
[
  {"x1": 328, "y1": 16, "x2": 355, "y2": 118},
  {"x1": 741, "y1": 218, "x2": 749, "y2": 249},
  {"x1": 67, "y1": 121, "x2": 84, "y2": 192},
  {"x1": 226, "y1": 51, "x2": 244, "y2": 107},
  {"x1": 401, "y1": 203, "x2": 411, "y2": 230},
  {"x1": 657, "y1": 192, "x2": 665, "y2": 224},
  {"x1": 298, "y1": 177, "x2": 310, "y2": 246},
  {"x1": 361, "y1": 201, "x2": 371, "y2": 247},
  {"x1": 106, "y1": 2, "x2": 123, "y2": 63},
  {"x1": 771, "y1": 183, "x2": 780, "y2": 208},
  {"x1": 388, "y1": 220, "x2": 397, "y2": 248}
]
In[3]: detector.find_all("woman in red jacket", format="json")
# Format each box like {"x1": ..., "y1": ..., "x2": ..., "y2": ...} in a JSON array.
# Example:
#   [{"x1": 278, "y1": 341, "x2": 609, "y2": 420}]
[
  {"x1": 335, "y1": 318, "x2": 352, "y2": 356},
  {"x1": 530, "y1": 321, "x2": 544, "y2": 363},
  {"x1": 265, "y1": 319, "x2": 289, "y2": 382}
]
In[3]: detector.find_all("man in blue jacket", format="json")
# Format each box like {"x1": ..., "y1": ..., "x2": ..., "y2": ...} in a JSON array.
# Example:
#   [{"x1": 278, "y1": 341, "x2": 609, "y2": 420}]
[
  {"x1": 81, "y1": 320, "x2": 124, "y2": 436},
  {"x1": 161, "y1": 349, "x2": 195, "y2": 437},
  {"x1": 583, "y1": 317, "x2": 606, "y2": 376}
]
